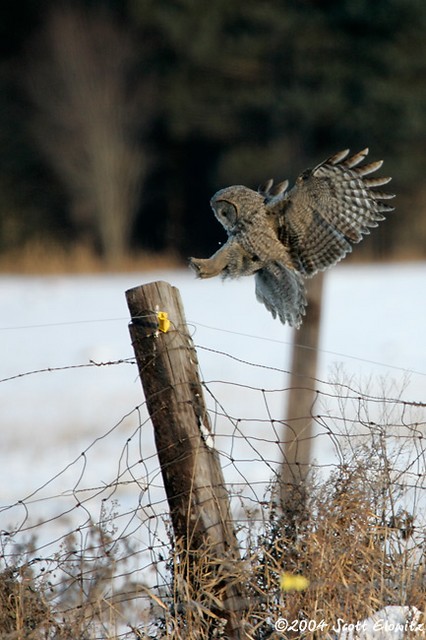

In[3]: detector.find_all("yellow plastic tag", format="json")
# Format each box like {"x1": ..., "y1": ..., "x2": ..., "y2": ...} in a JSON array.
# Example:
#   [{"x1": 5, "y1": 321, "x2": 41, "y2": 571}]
[
  {"x1": 280, "y1": 572, "x2": 310, "y2": 592},
  {"x1": 157, "y1": 311, "x2": 171, "y2": 333}
]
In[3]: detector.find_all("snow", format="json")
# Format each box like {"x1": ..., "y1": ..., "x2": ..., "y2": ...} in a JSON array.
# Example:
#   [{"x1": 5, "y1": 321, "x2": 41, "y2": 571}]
[
  {"x1": 334, "y1": 606, "x2": 423, "y2": 640},
  {"x1": 1, "y1": 263, "x2": 425, "y2": 547}
]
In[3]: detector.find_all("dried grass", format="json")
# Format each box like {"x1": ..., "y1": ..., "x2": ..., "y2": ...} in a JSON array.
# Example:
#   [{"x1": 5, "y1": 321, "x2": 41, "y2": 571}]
[
  {"x1": 0, "y1": 240, "x2": 182, "y2": 275},
  {"x1": 0, "y1": 237, "x2": 424, "y2": 277}
]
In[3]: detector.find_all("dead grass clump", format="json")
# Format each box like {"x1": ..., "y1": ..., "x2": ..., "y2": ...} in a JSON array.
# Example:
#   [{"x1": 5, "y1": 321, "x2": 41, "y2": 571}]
[
  {"x1": 246, "y1": 452, "x2": 424, "y2": 638},
  {"x1": 0, "y1": 239, "x2": 182, "y2": 274},
  {"x1": 0, "y1": 564, "x2": 50, "y2": 637}
]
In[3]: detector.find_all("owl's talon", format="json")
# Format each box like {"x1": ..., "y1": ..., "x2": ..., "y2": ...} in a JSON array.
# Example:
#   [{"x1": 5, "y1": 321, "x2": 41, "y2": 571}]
[
  {"x1": 189, "y1": 257, "x2": 216, "y2": 279},
  {"x1": 189, "y1": 257, "x2": 201, "y2": 276}
]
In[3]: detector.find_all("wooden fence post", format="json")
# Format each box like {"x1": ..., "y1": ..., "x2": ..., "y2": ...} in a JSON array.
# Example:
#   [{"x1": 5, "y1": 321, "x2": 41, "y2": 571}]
[
  {"x1": 280, "y1": 273, "x2": 324, "y2": 528},
  {"x1": 126, "y1": 281, "x2": 247, "y2": 638}
]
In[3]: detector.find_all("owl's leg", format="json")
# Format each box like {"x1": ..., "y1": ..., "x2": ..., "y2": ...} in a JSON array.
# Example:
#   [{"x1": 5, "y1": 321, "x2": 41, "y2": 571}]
[{"x1": 189, "y1": 243, "x2": 234, "y2": 279}]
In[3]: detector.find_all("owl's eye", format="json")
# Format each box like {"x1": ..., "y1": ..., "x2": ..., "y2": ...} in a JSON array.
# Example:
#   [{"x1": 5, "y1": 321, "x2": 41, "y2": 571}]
[{"x1": 215, "y1": 201, "x2": 237, "y2": 227}]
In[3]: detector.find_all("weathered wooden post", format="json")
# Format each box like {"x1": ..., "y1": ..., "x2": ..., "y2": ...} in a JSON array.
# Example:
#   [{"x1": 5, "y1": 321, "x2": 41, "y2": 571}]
[
  {"x1": 126, "y1": 281, "x2": 247, "y2": 638},
  {"x1": 280, "y1": 273, "x2": 324, "y2": 527}
]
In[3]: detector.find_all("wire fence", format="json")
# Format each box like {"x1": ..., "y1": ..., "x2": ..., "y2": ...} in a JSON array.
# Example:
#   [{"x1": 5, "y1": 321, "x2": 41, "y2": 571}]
[{"x1": 1, "y1": 322, "x2": 425, "y2": 639}]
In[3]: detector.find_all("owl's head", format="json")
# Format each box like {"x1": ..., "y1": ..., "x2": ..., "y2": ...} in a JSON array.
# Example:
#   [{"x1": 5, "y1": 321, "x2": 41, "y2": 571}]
[{"x1": 210, "y1": 185, "x2": 265, "y2": 232}]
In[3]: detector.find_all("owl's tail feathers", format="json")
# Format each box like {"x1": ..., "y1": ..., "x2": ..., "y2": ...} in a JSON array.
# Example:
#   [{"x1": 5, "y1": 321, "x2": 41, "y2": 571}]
[{"x1": 255, "y1": 265, "x2": 307, "y2": 328}]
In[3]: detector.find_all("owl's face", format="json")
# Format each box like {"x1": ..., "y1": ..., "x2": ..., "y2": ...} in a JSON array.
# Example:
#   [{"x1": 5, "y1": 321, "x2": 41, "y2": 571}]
[
  {"x1": 210, "y1": 185, "x2": 265, "y2": 233},
  {"x1": 211, "y1": 199, "x2": 238, "y2": 230}
]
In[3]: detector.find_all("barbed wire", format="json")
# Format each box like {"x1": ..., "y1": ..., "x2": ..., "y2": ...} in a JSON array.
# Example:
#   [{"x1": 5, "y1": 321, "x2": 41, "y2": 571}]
[
  {"x1": 1, "y1": 314, "x2": 425, "y2": 379},
  {"x1": 0, "y1": 358, "x2": 136, "y2": 384}
]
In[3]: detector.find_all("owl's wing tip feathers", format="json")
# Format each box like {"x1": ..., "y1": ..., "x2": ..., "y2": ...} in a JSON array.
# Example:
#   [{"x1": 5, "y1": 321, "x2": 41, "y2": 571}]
[
  {"x1": 258, "y1": 178, "x2": 289, "y2": 202},
  {"x1": 327, "y1": 148, "x2": 350, "y2": 165}
]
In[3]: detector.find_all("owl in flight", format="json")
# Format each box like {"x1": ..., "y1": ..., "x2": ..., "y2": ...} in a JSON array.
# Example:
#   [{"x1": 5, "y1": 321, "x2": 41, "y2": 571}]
[{"x1": 190, "y1": 148, "x2": 394, "y2": 328}]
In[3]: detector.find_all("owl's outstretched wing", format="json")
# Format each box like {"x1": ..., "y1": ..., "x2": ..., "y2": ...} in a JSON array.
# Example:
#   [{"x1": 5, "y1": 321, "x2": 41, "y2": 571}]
[
  {"x1": 264, "y1": 148, "x2": 395, "y2": 276},
  {"x1": 255, "y1": 263, "x2": 307, "y2": 328}
]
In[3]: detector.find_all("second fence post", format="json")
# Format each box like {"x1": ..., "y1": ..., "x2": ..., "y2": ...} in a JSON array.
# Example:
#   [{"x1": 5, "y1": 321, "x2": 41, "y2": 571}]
[{"x1": 126, "y1": 280, "x2": 247, "y2": 638}]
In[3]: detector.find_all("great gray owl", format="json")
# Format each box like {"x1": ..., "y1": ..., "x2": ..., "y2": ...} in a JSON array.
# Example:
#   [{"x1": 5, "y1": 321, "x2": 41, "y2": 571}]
[{"x1": 189, "y1": 148, "x2": 394, "y2": 327}]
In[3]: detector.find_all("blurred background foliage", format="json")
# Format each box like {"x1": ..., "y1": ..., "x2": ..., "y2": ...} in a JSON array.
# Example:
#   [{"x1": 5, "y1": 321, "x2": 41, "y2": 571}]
[{"x1": 0, "y1": 0, "x2": 425, "y2": 266}]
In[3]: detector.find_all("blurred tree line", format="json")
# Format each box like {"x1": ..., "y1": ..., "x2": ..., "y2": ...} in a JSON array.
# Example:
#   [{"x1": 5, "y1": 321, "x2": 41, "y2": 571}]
[{"x1": 0, "y1": 0, "x2": 425, "y2": 265}]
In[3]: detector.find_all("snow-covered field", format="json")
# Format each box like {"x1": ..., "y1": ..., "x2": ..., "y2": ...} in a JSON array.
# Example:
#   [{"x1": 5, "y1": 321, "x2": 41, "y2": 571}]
[{"x1": 1, "y1": 263, "x2": 425, "y2": 542}]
